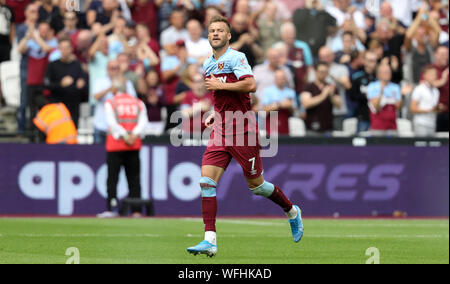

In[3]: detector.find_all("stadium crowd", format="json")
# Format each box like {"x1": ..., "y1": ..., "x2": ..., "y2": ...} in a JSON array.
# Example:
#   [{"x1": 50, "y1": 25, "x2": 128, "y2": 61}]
[{"x1": 0, "y1": 0, "x2": 449, "y2": 142}]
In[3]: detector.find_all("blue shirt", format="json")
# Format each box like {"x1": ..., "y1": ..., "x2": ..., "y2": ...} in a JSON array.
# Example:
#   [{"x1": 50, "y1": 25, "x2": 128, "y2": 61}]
[
  {"x1": 262, "y1": 85, "x2": 298, "y2": 107},
  {"x1": 203, "y1": 47, "x2": 253, "y2": 79},
  {"x1": 367, "y1": 81, "x2": 401, "y2": 101},
  {"x1": 294, "y1": 40, "x2": 314, "y2": 67}
]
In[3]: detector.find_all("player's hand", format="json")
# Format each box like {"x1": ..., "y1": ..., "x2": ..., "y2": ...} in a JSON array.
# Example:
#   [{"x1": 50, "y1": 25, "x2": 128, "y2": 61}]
[
  {"x1": 205, "y1": 112, "x2": 215, "y2": 128},
  {"x1": 205, "y1": 74, "x2": 223, "y2": 91}
]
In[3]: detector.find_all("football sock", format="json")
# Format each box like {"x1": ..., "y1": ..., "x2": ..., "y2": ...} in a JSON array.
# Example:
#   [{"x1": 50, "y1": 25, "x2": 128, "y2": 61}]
[
  {"x1": 205, "y1": 231, "x2": 217, "y2": 245},
  {"x1": 200, "y1": 177, "x2": 218, "y2": 233},
  {"x1": 202, "y1": 196, "x2": 217, "y2": 232},
  {"x1": 286, "y1": 206, "x2": 298, "y2": 219},
  {"x1": 268, "y1": 185, "x2": 294, "y2": 213}
]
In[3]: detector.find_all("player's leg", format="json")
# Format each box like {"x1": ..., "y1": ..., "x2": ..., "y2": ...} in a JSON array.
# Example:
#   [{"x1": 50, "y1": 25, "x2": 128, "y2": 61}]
[
  {"x1": 232, "y1": 144, "x2": 304, "y2": 242},
  {"x1": 187, "y1": 149, "x2": 231, "y2": 257},
  {"x1": 246, "y1": 175, "x2": 303, "y2": 242}
]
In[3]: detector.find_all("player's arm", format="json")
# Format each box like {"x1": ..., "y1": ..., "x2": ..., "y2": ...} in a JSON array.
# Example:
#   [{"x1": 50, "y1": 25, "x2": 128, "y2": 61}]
[{"x1": 205, "y1": 74, "x2": 257, "y2": 93}]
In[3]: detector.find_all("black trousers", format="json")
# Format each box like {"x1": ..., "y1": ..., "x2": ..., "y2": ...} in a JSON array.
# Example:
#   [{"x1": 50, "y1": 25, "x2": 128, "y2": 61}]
[
  {"x1": 106, "y1": 150, "x2": 141, "y2": 213},
  {"x1": 436, "y1": 112, "x2": 449, "y2": 132}
]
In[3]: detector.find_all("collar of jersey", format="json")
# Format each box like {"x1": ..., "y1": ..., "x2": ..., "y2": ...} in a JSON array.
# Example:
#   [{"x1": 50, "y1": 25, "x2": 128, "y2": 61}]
[{"x1": 211, "y1": 47, "x2": 232, "y2": 62}]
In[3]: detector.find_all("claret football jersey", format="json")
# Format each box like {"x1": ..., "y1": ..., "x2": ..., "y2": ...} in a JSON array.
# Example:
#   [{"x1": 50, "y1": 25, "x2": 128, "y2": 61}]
[{"x1": 203, "y1": 47, "x2": 257, "y2": 135}]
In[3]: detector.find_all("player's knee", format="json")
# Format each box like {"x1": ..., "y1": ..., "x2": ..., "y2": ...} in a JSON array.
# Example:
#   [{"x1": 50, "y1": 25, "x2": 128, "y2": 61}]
[
  {"x1": 199, "y1": 176, "x2": 217, "y2": 197},
  {"x1": 250, "y1": 181, "x2": 274, "y2": 197}
]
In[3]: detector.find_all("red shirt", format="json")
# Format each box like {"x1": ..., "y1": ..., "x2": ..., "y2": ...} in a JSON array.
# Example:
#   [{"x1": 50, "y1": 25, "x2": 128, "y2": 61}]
[
  {"x1": 131, "y1": 0, "x2": 158, "y2": 42},
  {"x1": 5, "y1": 0, "x2": 30, "y2": 24},
  {"x1": 433, "y1": 64, "x2": 449, "y2": 113}
]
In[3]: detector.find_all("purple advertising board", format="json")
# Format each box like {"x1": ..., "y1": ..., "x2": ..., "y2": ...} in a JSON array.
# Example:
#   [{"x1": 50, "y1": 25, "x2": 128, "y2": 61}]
[{"x1": 0, "y1": 143, "x2": 448, "y2": 217}]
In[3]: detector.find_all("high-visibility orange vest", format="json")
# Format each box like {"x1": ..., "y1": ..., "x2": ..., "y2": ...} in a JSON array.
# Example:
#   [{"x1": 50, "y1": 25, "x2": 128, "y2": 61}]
[
  {"x1": 105, "y1": 93, "x2": 143, "y2": 152},
  {"x1": 33, "y1": 103, "x2": 78, "y2": 144}
]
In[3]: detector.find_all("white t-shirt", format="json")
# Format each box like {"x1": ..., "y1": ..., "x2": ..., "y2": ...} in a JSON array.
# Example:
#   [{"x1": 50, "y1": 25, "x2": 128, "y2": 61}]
[
  {"x1": 186, "y1": 38, "x2": 212, "y2": 61},
  {"x1": 411, "y1": 83, "x2": 440, "y2": 127}
]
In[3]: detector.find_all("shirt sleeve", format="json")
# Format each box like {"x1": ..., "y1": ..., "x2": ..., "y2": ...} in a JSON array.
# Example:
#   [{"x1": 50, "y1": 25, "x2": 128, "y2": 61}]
[
  {"x1": 394, "y1": 84, "x2": 402, "y2": 101},
  {"x1": 366, "y1": 83, "x2": 379, "y2": 100},
  {"x1": 232, "y1": 52, "x2": 254, "y2": 80},
  {"x1": 104, "y1": 101, "x2": 128, "y2": 139},
  {"x1": 411, "y1": 85, "x2": 422, "y2": 102},
  {"x1": 126, "y1": 80, "x2": 137, "y2": 97}
]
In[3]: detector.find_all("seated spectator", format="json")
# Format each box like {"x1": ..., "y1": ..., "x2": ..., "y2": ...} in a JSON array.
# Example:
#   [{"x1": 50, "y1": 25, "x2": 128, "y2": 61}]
[
  {"x1": 229, "y1": 12, "x2": 263, "y2": 67},
  {"x1": 349, "y1": 50, "x2": 378, "y2": 132},
  {"x1": 92, "y1": 59, "x2": 137, "y2": 144},
  {"x1": 44, "y1": 37, "x2": 88, "y2": 129},
  {"x1": 175, "y1": 63, "x2": 202, "y2": 105},
  {"x1": 301, "y1": 62, "x2": 341, "y2": 135},
  {"x1": 256, "y1": 2, "x2": 282, "y2": 54},
  {"x1": 261, "y1": 69, "x2": 297, "y2": 136},
  {"x1": 185, "y1": 19, "x2": 212, "y2": 64},
  {"x1": 366, "y1": 64, "x2": 404, "y2": 134},
  {"x1": 410, "y1": 65, "x2": 442, "y2": 137},
  {"x1": 431, "y1": 45, "x2": 449, "y2": 132},
  {"x1": 253, "y1": 47, "x2": 294, "y2": 105},
  {"x1": 278, "y1": 21, "x2": 313, "y2": 94},
  {"x1": 180, "y1": 73, "x2": 214, "y2": 134},
  {"x1": 141, "y1": 70, "x2": 165, "y2": 136},
  {"x1": 403, "y1": 6, "x2": 441, "y2": 84}
]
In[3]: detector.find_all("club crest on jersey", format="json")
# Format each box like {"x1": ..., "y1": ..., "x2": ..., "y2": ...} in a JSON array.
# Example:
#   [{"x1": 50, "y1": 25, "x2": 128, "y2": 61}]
[{"x1": 218, "y1": 62, "x2": 225, "y2": 70}]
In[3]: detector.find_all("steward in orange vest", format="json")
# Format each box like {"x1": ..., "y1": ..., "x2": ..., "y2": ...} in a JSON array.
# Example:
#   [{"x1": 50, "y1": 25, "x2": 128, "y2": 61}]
[{"x1": 33, "y1": 103, "x2": 78, "y2": 144}]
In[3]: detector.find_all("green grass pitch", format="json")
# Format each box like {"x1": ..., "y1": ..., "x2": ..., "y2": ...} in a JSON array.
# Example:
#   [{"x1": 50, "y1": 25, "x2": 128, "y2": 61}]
[{"x1": 0, "y1": 217, "x2": 448, "y2": 264}]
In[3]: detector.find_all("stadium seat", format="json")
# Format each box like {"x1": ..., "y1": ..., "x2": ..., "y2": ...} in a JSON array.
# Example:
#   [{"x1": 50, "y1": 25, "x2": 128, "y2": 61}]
[
  {"x1": 435, "y1": 132, "x2": 450, "y2": 138},
  {"x1": 288, "y1": 117, "x2": 306, "y2": 137},
  {"x1": 77, "y1": 103, "x2": 94, "y2": 144},
  {"x1": 333, "y1": 117, "x2": 358, "y2": 137},
  {"x1": 396, "y1": 118, "x2": 414, "y2": 137},
  {"x1": 0, "y1": 61, "x2": 20, "y2": 108}
]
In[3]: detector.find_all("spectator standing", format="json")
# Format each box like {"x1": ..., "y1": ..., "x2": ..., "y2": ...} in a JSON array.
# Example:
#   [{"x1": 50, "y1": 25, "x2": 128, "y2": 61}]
[
  {"x1": 0, "y1": 0, "x2": 15, "y2": 108},
  {"x1": 159, "y1": 8, "x2": 189, "y2": 55},
  {"x1": 43, "y1": 37, "x2": 88, "y2": 128},
  {"x1": 87, "y1": 0, "x2": 120, "y2": 27},
  {"x1": 98, "y1": 79, "x2": 148, "y2": 218},
  {"x1": 366, "y1": 64, "x2": 404, "y2": 134},
  {"x1": 0, "y1": 0, "x2": 15, "y2": 63},
  {"x1": 301, "y1": 62, "x2": 342, "y2": 135},
  {"x1": 317, "y1": 46, "x2": 351, "y2": 130},
  {"x1": 5, "y1": 0, "x2": 31, "y2": 24},
  {"x1": 185, "y1": 19, "x2": 212, "y2": 64},
  {"x1": 292, "y1": 0, "x2": 337, "y2": 56},
  {"x1": 229, "y1": 12, "x2": 263, "y2": 67},
  {"x1": 16, "y1": 2, "x2": 38, "y2": 132},
  {"x1": 141, "y1": 70, "x2": 165, "y2": 135},
  {"x1": 278, "y1": 21, "x2": 313, "y2": 95},
  {"x1": 410, "y1": 65, "x2": 442, "y2": 136},
  {"x1": 256, "y1": 1, "x2": 282, "y2": 54},
  {"x1": 349, "y1": 50, "x2": 378, "y2": 132},
  {"x1": 130, "y1": 0, "x2": 159, "y2": 41},
  {"x1": 261, "y1": 69, "x2": 297, "y2": 136},
  {"x1": 17, "y1": 20, "x2": 58, "y2": 133},
  {"x1": 92, "y1": 59, "x2": 137, "y2": 144},
  {"x1": 432, "y1": 45, "x2": 449, "y2": 132},
  {"x1": 253, "y1": 48, "x2": 294, "y2": 104},
  {"x1": 161, "y1": 39, "x2": 195, "y2": 131},
  {"x1": 403, "y1": 5, "x2": 441, "y2": 84}
]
